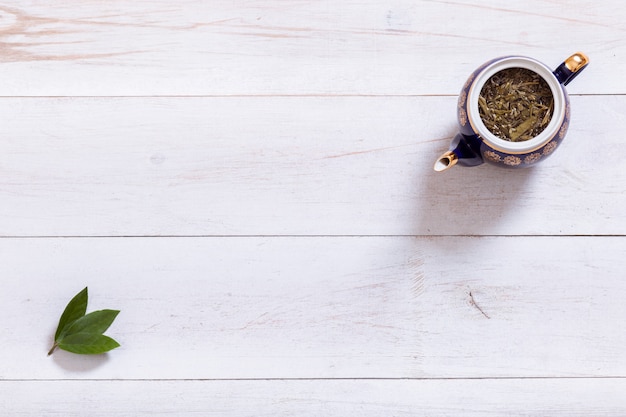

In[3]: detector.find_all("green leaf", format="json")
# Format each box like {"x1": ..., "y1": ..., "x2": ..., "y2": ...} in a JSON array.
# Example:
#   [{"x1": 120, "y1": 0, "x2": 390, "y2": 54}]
[
  {"x1": 64, "y1": 309, "x2": 120, "y2": 336},
  {"x1": 54, "y1": 287, "x2": 88, "y2": 340},
  {"x1": 48, "y1": 287, "x2": 121, "y2": 356},
  {"x1": 58, "y1": 333, "x2": 121, "y2": 355}
]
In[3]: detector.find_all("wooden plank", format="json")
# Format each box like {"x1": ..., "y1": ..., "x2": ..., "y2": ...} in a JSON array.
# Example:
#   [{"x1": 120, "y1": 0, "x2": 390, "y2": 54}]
[
  {"x1": 0, "y1": 95, "x2": 622, "y2": 236},
  {"x1": 0, "y1": 1, "x2": 614, "y2": 96},
  {"x1": 1, "y1": 236, "x2": 625, "y2": 380},
  {"x1": 2, "y1": 379, "x2": 626, "y2": 416}
]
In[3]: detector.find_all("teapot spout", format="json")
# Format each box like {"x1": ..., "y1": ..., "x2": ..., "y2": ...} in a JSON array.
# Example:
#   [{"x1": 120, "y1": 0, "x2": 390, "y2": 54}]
[
  {"x1": 433, "y1": 133, "x2": 483, "y2": 172},
  {"x1": 434, "y1": 151, "x2": 458, "y2": 172}
]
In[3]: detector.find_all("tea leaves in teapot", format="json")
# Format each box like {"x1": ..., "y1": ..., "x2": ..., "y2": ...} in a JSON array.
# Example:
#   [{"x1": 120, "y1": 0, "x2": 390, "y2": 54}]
[{"x1": 478, "y1": 67, "x2": 554, "y2": 142}]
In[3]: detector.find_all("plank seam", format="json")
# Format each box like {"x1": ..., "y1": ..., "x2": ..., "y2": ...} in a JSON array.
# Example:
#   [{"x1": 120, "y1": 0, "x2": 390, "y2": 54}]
[{"x1": 3, "y1": 376, "x2": 626, "y2": 382}]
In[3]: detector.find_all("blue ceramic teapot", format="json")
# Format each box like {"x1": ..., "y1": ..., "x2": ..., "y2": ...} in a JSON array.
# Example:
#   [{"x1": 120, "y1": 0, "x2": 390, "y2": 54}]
[{"x1": 434, "y1": 53, "x2": 589, "y2": 172}]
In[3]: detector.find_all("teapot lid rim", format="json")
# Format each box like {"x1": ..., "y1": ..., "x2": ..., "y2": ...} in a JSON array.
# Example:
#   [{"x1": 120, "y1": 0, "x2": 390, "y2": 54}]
[{"x1": 467, "y1": 56, "x2": 566, "y2": 154}]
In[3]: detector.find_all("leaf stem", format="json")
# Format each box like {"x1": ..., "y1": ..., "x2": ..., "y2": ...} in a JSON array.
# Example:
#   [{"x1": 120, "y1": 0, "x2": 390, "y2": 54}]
[{"x1": 48, "y1": 343, "x2": 58, "y2": 356}]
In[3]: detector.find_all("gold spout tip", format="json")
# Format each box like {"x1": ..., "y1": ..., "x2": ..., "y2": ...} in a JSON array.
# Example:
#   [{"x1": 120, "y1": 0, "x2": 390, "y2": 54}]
[{"x1": 434, "y1": 151, "x2": 458, "y2": 172}]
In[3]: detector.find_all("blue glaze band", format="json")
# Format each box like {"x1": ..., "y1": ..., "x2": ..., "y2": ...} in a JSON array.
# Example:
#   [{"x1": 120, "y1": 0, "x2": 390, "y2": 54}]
[{"x1": 553, "y1": 63, "x2": 579, "y2": 86}]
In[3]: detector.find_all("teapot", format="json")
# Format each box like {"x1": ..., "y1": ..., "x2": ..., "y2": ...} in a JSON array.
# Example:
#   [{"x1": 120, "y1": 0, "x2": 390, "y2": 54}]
[{"x1": 434, "y1": 52, "x2": 589, "y2": 172}]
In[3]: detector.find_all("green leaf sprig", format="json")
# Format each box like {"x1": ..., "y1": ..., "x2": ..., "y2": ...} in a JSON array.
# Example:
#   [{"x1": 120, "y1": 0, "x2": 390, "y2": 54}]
[{"x1": 48, "y1": 287, "x2": 121, "y2": 356}]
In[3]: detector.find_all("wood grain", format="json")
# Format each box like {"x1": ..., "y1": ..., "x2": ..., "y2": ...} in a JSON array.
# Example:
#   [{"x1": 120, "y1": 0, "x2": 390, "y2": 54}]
[
  {"x1": 2, "y1": 236, "x2": 624, "y2": 380},
  {"x1": 1, "y1": 95, "x2": 623, "y2": 237},
  {"x1": 0, "y1": 1, "x2": 617, "y2": 96},
  {"x1": 3, "y1": 379, "x2": 626, "y2": 416}
]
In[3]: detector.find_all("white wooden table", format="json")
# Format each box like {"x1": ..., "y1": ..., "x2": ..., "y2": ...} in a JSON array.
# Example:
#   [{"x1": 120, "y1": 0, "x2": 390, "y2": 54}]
[{"x1": 2, "y1": 1, "x2": 625, "y2": 415}]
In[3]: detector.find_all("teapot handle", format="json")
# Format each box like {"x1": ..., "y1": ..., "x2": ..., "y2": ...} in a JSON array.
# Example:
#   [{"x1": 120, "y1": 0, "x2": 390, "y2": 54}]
[{"x1": 553, "y1": 52, "x2": 589, "y2": 86}]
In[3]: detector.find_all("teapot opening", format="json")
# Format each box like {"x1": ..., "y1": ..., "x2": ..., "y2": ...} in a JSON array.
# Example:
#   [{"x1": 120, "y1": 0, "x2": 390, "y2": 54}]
[
  {"x1": 434, "y1": 151, "x2": 458, "y2": 172},
  {"x1": 467, "y1": 57, "x2": 566, "y2": 155}
]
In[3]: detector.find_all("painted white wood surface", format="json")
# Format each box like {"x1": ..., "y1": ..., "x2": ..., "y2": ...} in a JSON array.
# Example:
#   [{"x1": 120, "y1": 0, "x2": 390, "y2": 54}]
[
  {"x1": 2, "y1": 237, "x2": 625, "y2": 380},
  {"x1": 1, "y1": 95, "x2": 623, "y2": 236},
  {"x1": 0, "y1": 0, "x2": 614, "y2": 96},
  {"x1": 1, "y1": 0, "x2": 624, "y2": 415},
  {"x1": 3, "y1": 379, "x2": 626, "y2": 416}
]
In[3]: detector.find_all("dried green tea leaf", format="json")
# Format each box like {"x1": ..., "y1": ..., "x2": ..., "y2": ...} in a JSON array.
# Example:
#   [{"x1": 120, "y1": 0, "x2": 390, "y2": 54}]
[
  {"x1": 509, "y1": 115, "x2": 537, "y2": 141},
  {"x1": 479, "y1": 67, "x2": 554, "y2": 142}
]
